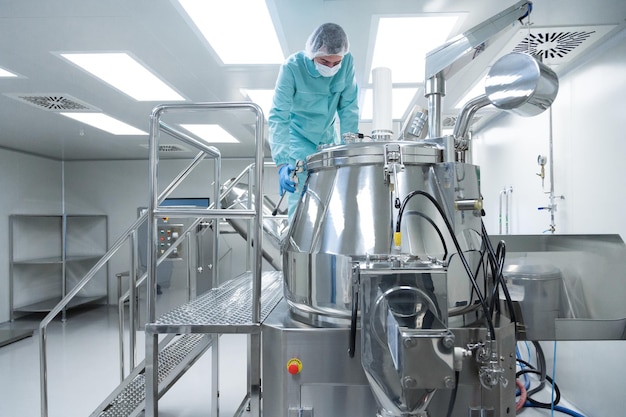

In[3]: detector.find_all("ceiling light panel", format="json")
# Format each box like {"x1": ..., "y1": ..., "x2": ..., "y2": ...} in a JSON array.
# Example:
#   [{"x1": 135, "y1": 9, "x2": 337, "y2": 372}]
[
  {"x1": 0, "y1": 67, "x2": 18, "y2": 77},
  {"x1": 370, "y1": 15, "x2": 460, "y2": 84},
  {"x1": 241, "y1": 88, "x2": 274, "y2": 120},
  {"x1": 60, "y1": 112, "x2": 148, "y2": 135},
  {"x1": 59, "y1": 52, "x2": 185, "y2": 101},
  {"x1": 180, "y1": 124, "x2": 240, "y2": 143},
  {"x1": 177, "y1": 0, "x2": 284, "y2": 65}
]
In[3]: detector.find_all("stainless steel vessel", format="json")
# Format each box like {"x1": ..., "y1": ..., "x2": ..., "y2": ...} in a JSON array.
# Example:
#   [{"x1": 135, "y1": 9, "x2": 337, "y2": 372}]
[
  {"x1": 283, "y1": 141, "x2": 483, "y2": 325},
  {"x1": 277, "y1": 139, "x2": 505, "y2": 417}
]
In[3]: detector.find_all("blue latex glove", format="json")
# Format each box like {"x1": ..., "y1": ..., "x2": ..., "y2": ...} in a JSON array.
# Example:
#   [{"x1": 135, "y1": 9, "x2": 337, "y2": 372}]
[{"x1": 278, "y1": 164, "x2": 296, "y2": 196}]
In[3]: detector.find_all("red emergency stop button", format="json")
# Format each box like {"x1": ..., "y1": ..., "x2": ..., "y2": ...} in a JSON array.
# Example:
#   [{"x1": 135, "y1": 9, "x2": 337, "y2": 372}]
[{"x1": 286, "y1": 358, "x2": 302, "y2": 375}]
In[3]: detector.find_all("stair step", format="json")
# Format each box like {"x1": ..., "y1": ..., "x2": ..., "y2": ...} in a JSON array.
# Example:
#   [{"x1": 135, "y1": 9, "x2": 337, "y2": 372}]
[
  {"x1": 92, "y1": 333, "x2": 211, "y2": 417},
  {"x1": 92, "y1": 271, "x2": 283, "y2": 417}
]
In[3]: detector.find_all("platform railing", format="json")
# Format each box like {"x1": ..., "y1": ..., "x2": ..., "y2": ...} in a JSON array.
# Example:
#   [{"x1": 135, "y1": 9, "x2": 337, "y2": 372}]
[
  {"x1": 144, "y1": 102, "x2": 266, "y2": 417},
  {"x1": 115, "y1": 162, "x2": 275, "y2": 380},
  {"x1": 38, "y1": 118, "x2": 224, "y2": 417}
]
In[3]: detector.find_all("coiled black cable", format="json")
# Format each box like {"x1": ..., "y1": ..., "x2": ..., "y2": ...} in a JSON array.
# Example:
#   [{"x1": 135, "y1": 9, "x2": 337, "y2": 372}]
[
  {"x1": 395, "y1": 190, "x2": 496, "y2": 339},
  {"x1": 481, "y1": 221, "x2": 518, "y2": 327},
  {"x1": 516, "y1": 369, "x2": 561, "y2": 407}
]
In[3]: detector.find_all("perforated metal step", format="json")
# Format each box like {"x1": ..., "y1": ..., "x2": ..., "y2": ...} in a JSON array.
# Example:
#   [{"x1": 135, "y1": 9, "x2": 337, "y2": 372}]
[
  {"x1": 91, "y1": 271, "x2": 283, "y2": 417},
  {"x1": 149, "y1": 271, "x2": 284, "y2": 334},
  {"x1": 92, "y1": 333, "x2": 211, "y2": 417}
]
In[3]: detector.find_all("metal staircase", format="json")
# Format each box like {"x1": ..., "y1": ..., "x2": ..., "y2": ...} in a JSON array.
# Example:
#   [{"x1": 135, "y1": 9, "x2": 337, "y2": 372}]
[
  {"x1": 91, "y1": 333, "x2": 213, "y2": 417},
  {"x1": 91, "y1": 271, "x2": 283, "y2": 417},
  {"x1": 37, "y1": 101, "x2": 272, "y2": 417}
]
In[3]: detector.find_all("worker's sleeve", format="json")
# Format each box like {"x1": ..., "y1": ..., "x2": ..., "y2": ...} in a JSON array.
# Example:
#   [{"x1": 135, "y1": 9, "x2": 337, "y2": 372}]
[
  {"x1": 268, "y1": 64, "x2": 295, "y2": 167},
  {"x1": 337, "y1": 54, "x2": 359, "y2": 135}
]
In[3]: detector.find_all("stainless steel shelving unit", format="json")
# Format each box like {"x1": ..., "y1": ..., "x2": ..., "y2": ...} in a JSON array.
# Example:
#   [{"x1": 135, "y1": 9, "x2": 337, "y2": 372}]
[{"x1": 9, "y1": 214, "x2": 109, "y2": 321}]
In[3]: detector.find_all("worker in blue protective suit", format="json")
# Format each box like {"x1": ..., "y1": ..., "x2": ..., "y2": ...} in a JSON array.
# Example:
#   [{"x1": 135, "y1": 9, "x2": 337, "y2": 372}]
[{"x1": 268, "y1": 22, "x2": 359, "y2": 219}]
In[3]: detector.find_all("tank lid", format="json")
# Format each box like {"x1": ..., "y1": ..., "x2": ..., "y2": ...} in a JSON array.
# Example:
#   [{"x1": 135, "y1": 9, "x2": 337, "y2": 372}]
[{"x1": 306, "y1": 141, "x2": 441, "y2": 170}]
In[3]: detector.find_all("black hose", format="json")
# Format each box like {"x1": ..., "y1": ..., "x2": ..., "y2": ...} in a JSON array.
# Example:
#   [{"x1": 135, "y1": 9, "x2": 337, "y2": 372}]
[
  {"x1": 403, "y1": 210, "x2": 449, "y2": 260},
  {"x1": 348, "y1": 285, "x2": 359, "y2": 358},
  {"x1": 445, "y1": 370, "x2": 460, "y2": 417},
  {"x1": 527, "y1": 341, "x2": 547, "y2": 397},
  {"x1": 482, "y1": 222, "x2": 518, "y2": 327},
  {"x1": 516, "y1": 369, "x2": 561, "y2": 407},
  {"x1": 395, "y1": 190, "x2": 496, "y2": 339}
]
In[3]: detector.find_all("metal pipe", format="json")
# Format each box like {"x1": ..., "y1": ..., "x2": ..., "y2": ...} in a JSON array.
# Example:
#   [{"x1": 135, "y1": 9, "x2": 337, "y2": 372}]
[
  {"x1": 129, "y1": 229, "x2": 137, "y2": 371},
  {"x1": 116, "y1": 271, "x2": 128, "y2": 381},
  {"x1": 187, "y1": 233, "x2": 192, "y2": 301},
  {"x1": 548, "y1": 106, "x2": 556, "y2": 233},
  {"x1": 452, "y1": 94, "x2": 492, "y2": 141},
  {"x1": 499, "y1": 188, "x2": 506, "y2": 234},
  {"x1": 212, "y1": 153, "x2": 221, "y2": 289},
  {"x1": 423, "y1": 0, "x2": 531, "y2": 141},
  {"x1": 145, "y1": 104, "x2": 161, "y2": 417},
  {"x1": 424, "y1": 0, "x2": 531, "y2": 79},
  {"x1": 425, "y1": 72, "x2": 445, "y2": 138}
]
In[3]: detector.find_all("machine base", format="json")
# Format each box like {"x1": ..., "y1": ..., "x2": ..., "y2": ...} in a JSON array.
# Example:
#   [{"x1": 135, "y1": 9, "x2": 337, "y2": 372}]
[{"x1": 262, "y1": 301, "x2": 517, "y2": 417}]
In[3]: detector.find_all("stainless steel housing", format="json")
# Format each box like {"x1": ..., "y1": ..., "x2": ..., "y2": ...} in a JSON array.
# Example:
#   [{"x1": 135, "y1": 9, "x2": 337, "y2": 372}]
[
  {"x1": 485, "y1": 52, "x2": 559, "y2": 117},
  {"x1": 283, "y1": 141, "x2": 484, "y2": 324}
]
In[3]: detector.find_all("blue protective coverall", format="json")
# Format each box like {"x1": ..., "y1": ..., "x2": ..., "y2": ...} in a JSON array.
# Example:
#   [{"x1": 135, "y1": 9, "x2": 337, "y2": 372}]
[{"x1": 268, "y1": 50, "x2": 359, "y2": 218}]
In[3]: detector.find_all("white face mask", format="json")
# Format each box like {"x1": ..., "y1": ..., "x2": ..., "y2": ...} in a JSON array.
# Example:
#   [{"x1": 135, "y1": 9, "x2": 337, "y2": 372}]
[{"x1": 315, "y1": 61, "x2": 341, "y2": 77}]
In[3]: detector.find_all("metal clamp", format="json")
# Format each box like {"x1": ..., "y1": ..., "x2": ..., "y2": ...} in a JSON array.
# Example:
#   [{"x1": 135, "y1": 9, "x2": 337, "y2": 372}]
[{"x1": 383, "y1": 143, "x2": 404, "y2": 188}]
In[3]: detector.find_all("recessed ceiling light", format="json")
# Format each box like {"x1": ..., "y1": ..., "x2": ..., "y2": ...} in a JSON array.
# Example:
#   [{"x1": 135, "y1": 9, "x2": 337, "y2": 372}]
[
  {"x1": 59, "y1": 52, "x2": 185, "y2": 101},
  {"x1": 0, "y1": 67, "x2": 18, "y2": 77},
  {"x1": 60, "y1": 112, "x2": 148, "y2": 135},
  {"x1": 180, "y1": 124, "x2": 240, "y2": 143},
  {"x1": 241, "y1": 88, "x2": 274, "y2": 120},
  {"x1": 178, "y1": 0, "x2": 283, "y2": 64},
  {"x1": 360, "y1": 87, "x2": 419, "y2": 121},
  {"x1": 370, "y1": 15, "x2": 459, "y2": 83}
]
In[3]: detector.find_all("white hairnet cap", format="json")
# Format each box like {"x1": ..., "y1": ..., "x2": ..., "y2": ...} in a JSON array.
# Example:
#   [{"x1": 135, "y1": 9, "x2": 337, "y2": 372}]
[{"x1": 305, "y1": 23, "x2": 349, "y2": 59}]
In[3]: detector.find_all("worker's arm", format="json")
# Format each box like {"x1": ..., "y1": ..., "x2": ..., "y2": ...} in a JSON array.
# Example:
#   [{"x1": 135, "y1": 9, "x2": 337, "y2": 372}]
[
  {"x1": 336, "y1": 53, "x2": 359, "y2": 135},
  {"x1": 268, "y1": 63, "x2": 295, "y2": 167}
]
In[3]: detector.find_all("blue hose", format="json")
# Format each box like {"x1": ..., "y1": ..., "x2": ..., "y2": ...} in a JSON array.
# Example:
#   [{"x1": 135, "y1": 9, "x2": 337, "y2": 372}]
[{"x1": 524, "y1": 403, "x2": 586, "y2": 417}]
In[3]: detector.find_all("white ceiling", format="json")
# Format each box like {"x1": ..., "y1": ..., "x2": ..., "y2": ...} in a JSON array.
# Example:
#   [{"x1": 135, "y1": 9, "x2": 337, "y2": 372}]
[{"x1": 0, "y1": 0, "x2": 624, "y2": 161}]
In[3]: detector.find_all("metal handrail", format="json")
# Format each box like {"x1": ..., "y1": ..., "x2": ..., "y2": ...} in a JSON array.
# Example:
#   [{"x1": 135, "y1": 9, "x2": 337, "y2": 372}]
[
  {"x1": 144, "y1": 101, "x2": 265, "y2": 417},
  {"x1": 114, "y1": 159, "x2": 277, "y2": 382},
  {"x1": 39, "y1": 142, "x2": 222, "y2": 417}
]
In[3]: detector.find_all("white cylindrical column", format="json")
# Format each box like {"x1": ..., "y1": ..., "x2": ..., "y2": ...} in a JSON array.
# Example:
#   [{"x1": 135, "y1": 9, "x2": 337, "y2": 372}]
[{"x1": 372, "y1": 67, "x2": 393, "y2": 140}]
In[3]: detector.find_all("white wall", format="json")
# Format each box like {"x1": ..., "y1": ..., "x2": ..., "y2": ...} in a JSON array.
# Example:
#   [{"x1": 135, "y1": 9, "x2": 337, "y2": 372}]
[
  {"x1": 0, "y1": 154, "x2": 278, "y2": 322},
  {"x1": 0, "y1": 149, "x2": 61, "y2": 323},
  {"x1": 472, "y1": 27, "x2": 626, "y2": 417},
  {"x1": 63, "y1": 157, "x2": 279, "y2": 299}
]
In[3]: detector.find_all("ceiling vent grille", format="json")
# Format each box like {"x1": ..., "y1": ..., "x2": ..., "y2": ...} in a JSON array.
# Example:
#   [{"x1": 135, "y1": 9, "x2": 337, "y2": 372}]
[
  {"x1": 513, "y1": 30, "x2": 595, "y2": 61},
  {"x1": 4, "y1": 93, "x2": 99, "y2": 112},
  {"x1": 159, "y1": 144, "x2": 187, "y2": 152},
  {"x1": 140, "y1": 144, "x2": 189, "y2": 153},
  {"x1": 503, "y1": 25, "x2": 616, "y2": 66}
]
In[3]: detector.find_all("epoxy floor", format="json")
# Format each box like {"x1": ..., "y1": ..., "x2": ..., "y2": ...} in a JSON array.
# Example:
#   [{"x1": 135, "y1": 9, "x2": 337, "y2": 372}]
[
  {"x1": 0, "y1": 292, "x2": 581, "y2": 417},
  {"x1": 0, "y1": 292, "x2": 249, "y2": 417}
]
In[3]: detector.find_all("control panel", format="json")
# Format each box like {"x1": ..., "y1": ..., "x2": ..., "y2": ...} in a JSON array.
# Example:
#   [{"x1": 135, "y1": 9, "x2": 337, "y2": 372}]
[{"x1": 158, "y1": 224, "x2": 183, "y2": 259}]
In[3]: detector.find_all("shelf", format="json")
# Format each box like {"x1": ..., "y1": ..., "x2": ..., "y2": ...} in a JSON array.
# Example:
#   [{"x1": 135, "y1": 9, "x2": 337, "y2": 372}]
[
  {"x1": 13, "y1": 255, "x2": 103, "y2": 264},
  {"x1": 13, "y1": 295, "x2": 108, "y2": 313},
  {"x1": 12, "y1": 257, "x2": 64, "y2": 265},
  {"x1": 9, "y1": 214, "x2": 109, "y2": 321}
]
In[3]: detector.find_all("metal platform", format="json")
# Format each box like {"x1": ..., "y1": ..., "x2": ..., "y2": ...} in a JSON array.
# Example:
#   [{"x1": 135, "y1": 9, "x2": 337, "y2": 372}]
[
  {"x1": 148, "y1": 270, "x2": 284, "y2": 334},
  {"x1": 92, "y1": 271, "x2": 283, "y2": 417}
]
